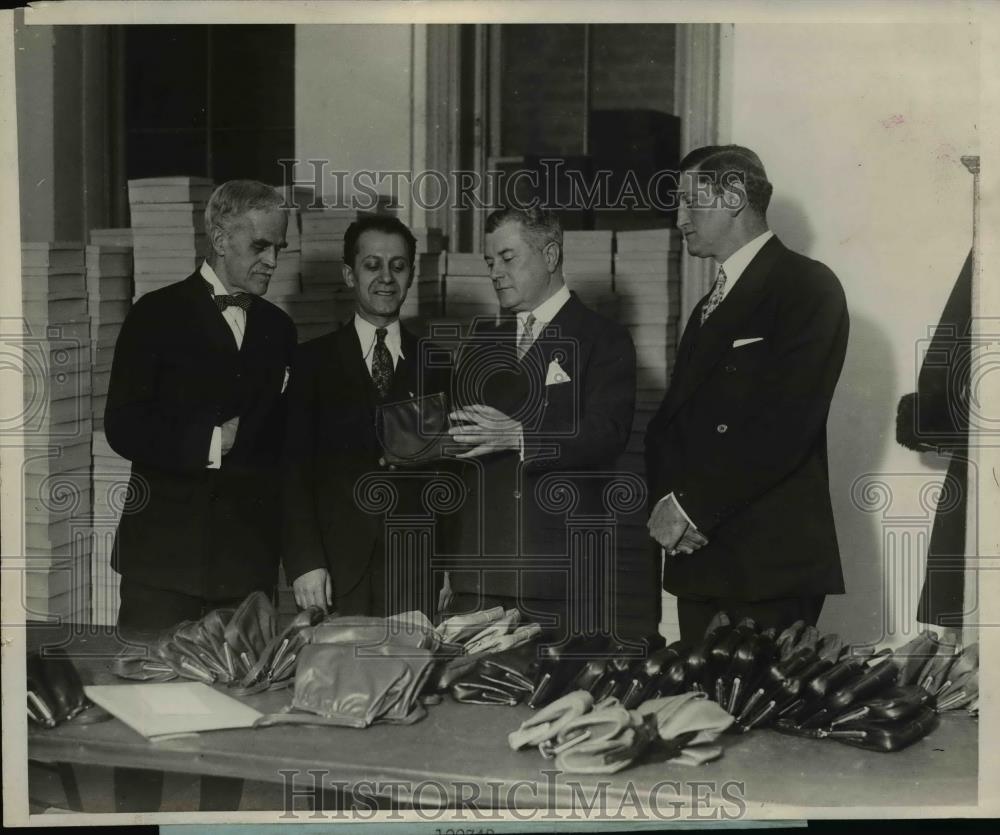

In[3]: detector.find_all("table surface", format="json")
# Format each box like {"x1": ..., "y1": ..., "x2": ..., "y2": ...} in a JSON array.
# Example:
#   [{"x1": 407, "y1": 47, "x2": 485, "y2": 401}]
[{"x1": 26, "y1": 629, "x2": 979, "y2": 810}]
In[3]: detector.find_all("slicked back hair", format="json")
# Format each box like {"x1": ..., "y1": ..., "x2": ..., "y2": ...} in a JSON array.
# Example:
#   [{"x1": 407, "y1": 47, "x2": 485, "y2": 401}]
[
  {"x1": 485, "y1": 206, "x2": 564, "y2": 269},
  {"x1": 204, "y1": 180, "x2": 285, "y2": 236},
  {"x1": 343, "y1": 215, "x2": 418, "y2": 271},
  {"x1": 678, "y1": 145, "x2": 773, "y2": 216}
]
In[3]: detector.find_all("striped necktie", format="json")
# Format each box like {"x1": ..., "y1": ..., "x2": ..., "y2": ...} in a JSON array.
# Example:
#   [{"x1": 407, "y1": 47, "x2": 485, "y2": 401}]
[{"x1": 516, "y1": 313, "x2": 536, "y2": 360}]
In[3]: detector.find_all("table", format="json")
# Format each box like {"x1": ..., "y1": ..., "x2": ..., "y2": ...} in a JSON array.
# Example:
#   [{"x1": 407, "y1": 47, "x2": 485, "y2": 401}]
[{"x1": 26, "y1": 629, "x2": 979, "y2": 814}]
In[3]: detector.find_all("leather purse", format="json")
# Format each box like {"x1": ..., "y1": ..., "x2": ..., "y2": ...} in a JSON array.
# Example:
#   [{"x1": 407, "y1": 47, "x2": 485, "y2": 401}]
[
  {"x1": 27, "y1": 649, "x2": 91, "y2": 729},
  {"x1": 376, "y1": 391, "x2": 453, "y2": 465}
]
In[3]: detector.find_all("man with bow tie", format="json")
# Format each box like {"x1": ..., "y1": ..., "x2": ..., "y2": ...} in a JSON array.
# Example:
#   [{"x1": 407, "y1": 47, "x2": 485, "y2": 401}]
[
  {"x1": 444, "y1": 206, "x2": 638, "y2": 642},
  {"x1": 281, "y1": 215, "x2": 450, "y2": 619},
  {"x1": 104, "y1": 179, "x2": 297, "y2": 809},
  {"x1": 644, "y1": 145, "x2": 850, "y2": 642}
]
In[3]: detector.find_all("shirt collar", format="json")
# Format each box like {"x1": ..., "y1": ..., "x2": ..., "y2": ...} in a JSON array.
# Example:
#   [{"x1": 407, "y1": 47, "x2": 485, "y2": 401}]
[
  {"x1": 354, "y1": 313, "x2": 405, "y2": 360},
  {"x1": 518, "y1": 283, "x2": 571, "y2": 328},
  {"x1": 200, "y1": 261, "x2": 231, "y2": 297},
  {"x1": 718, "y1": 230, "x2": 774, "y2": 294}
]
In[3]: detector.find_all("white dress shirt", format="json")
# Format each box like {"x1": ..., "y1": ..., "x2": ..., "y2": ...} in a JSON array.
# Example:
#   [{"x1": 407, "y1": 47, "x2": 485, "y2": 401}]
[
  {"x1": 656, "y1": 230, "x2": 774, "y2": 549},
  {"x1": 354, "y1": 314, "x2": 405, "y2": 376},
  {"x1": 201, "y1": 261, "x2": 249, "y2": 469},
  {"x1": 717, "y1": 230, "x2": 774, "y2": 303},
  {"x1": 516, "y1": 283, "x2": 571, "y2": 348}
]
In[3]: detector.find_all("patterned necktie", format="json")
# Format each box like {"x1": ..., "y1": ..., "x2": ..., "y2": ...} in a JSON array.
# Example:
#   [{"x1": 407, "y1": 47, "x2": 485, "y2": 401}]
[
  {"x1": 215, "y1": 294, "x2": 253, "y2": 313},
  {"x1": 516, "y1": 313, "x2": 537, "y2": 360},
  {"x1": 371, "y1": 327, "x2": 394, "y2": 398},
  {"x1": 204, "y1": 280, "x2": 253, "y2": 313},
  {"x1": 700, "y1": 266, "x2": 728, "y2": 325}
]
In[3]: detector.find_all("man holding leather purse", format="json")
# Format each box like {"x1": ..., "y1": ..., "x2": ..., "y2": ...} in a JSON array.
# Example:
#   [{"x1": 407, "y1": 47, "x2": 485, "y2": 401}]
[
  {"x1": 444, "y1": 206, "x2": 638, "y2": 642},
  {"x1": 282, "y1": 215, "x2": 450, "y2": 618}
]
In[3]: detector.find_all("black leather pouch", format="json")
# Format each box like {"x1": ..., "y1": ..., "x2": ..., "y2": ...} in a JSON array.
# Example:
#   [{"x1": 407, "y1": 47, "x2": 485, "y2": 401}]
[
  {"x1": 27, "y1": 649, "x2": 90, "y2": 728},
  {"x1": 377, "y1": 391, "x2": 452, "y2": 465}
]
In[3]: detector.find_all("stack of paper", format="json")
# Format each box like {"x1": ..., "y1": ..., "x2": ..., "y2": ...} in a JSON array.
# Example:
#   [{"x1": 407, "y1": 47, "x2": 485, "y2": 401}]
[
  {"x1": 90, "y1": 228, "x2": 133, "y2": 248},
  {"x1": 292, "y1": 207, "x2": 360, "y2": 337},
  {"x1": 19, "y1": 242, "x2": 94, "y2": 624},
  {"x1": 400, "y1": 229, "x2": 445, "y2": 323},
  {"x1": 128, "y1": 176, "x2": 213, "y2": 299},
  {"x1": 90, "y1": 429, "x2": 131, "y2": 625},
  {"x1": 86, "y1": 245, "x2": 132, "y2": 428},
  {"x1": 443, "y1": 252, "x2": 498, "y2": 324}
]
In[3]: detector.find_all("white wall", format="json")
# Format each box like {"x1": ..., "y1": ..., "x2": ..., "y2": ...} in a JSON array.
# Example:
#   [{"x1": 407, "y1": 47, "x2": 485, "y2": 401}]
[
  {"x1": 725, "y1": 23, "x2": 979, "y2": 644},
  {"x1": 294, "y1": 25, "x2": 418, "y2": 222}
]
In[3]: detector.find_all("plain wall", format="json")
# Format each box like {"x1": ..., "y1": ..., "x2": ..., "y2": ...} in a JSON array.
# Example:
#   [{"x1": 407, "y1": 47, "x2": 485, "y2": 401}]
[
  {"x1": 294, "y1": 25, "x2": 416, "y2": 220},
  {"x1": 725, "y1": 22, "x2": 979, "y2": 644}
]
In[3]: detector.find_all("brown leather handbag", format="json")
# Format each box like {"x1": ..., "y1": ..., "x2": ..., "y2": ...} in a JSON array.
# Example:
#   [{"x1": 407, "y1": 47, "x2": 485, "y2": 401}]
[{"x1": 376, "y1": 391, "x2": 453, "y2": 465}]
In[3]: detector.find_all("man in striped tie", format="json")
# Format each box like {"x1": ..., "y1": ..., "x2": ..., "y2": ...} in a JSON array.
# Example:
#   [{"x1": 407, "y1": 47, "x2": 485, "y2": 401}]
[{"x1": 644, "y1": 145, "x2": 850, "y2": 642}]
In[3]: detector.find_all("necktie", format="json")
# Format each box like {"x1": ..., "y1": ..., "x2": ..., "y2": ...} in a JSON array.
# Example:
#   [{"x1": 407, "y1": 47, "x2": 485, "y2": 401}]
[
  {"x1": 371, "y1": 327, "x2": 394, "y2": 398},
  {"x1": 204, "y1": 280, "x2": 253, "y2": 313},
  {"x1": 215, "y1": 294, "x2": 253, "y2": 313},
  {"x1": 516, "y1": 313, "x2": 537, "y2": 360},
  {"x1": 700, "y1": 266, "x2": 728, "y2": 325}
]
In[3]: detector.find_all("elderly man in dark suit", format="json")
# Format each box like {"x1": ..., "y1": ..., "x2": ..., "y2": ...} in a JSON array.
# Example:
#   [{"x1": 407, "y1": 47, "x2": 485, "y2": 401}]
[
  {"x1": 445, "y1": 206, "x2": 638, "y2": 642},
  {"x1": 282, "y1": 215, "x2": 449, "y2": 618},
  {"x1": 644, "y1": 145, "x2": 850, "y2": 643},
  {"x1": 105, "y1": 179, "x2": 297, "y2": 810}
]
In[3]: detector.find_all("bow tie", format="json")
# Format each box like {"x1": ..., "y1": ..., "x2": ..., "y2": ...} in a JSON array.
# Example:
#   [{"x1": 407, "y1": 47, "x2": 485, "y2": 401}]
[{"x1": 214, "y1": 294, "x2": 253, "y2": 313}]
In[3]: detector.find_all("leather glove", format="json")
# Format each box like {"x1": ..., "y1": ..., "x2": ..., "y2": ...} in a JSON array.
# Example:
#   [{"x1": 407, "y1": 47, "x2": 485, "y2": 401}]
[
  {"x1": 637, "y1": 692, "x2": 735, "y2": 765},
  {"x1": 435, "y1": 606, "x2": 506, "y2": 643},
  {"x1": 307, "y1": 612, "x2": 440, "y2": 653},
  {"x1": 526, "y1": 635, "x2": 609, "y2": 709},
  {"x1": 450, "y1": 657, "x2": 536, "y2": 705},
  {"x1": 722, "y1": 627, "x2": 776, "y2": 716},
  {"x1": 549, "y1": 701, "x2": 640, "y2": 774},
  {"x1": 508, "y1": 690, "x2": 595, "y2": 749},
  {"x1": 893, "y1": 630, "x2": 941, "y2": 686},
  {"x1": 915, "y1": 630, "x2": 960, "y2": 694},
  {"x1": 27, "y1": 649, "x2": 90, "y2": 729}
]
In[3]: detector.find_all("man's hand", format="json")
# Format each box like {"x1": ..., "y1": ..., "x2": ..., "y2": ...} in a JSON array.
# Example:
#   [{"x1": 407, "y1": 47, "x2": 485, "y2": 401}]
[
  {"x1": 448, "y1": 405, "x2": 523, "y2": 458},
  {"x1": 220, "y1": 416, "x2": 240, "y2": 455},
  {"x1": 647, "y1": 495, "x2": 708, "y2": 554},
  {"x1": 292, "y1": 567, "x2": 332, "y2": 611}
]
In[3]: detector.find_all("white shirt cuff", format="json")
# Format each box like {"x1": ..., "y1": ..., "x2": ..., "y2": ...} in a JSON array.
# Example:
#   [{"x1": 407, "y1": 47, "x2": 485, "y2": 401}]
[
  {"x1": 208, "y1": 426, "x2": 222, "y2": 469},
  {"x1": 518, "y1": 428, "x2": 525, "y2": 462}
]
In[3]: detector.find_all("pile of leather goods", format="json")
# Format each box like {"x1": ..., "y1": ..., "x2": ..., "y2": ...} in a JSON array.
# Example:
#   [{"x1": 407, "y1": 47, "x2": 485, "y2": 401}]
[
  {"x1": 443, "y1": 632, "x2": 665, "y2": 707},
  {"x1": 255, "y1": 611, "x2": 446, "y2": 729},
  {"x1": 507, "y1": 690, "x2": 733, "y2": 774},
  {"x1": 112, "y1": 592, "x2": 325, "y2": 694},
  {"x1": 27, "y1": 648, "x2": 106, "y2": 729},
  {"x1": 659, "y1": 615, "x2": 975, "y2": 752}
]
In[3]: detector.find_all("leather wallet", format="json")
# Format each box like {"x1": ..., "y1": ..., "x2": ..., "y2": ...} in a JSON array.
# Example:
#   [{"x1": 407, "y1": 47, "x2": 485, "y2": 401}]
[{"x1": 376, "y1": 391, "x2": 452, "y2": 465}]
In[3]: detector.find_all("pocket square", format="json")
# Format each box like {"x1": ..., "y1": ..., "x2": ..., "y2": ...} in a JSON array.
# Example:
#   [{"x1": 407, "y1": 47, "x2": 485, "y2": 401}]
[
  {"x1": 732, "y1": 337, "x2": 764, "y2": 348},
  {"x1": 281, "y1": 367, "x2": 290, "y2": 393},
  {"x1": 545, "y1": 359, "x2": 572, "y2": 386}
]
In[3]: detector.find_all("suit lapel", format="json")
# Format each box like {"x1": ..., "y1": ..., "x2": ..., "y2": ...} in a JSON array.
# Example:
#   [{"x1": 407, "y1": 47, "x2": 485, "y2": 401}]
[
  {"x1": 182, "y1": 272, "x2": 239, "y2": 356},
  {"x1": 660, "y1": 236, "x2": 786, "y2": 424},
  {"x1": 337, "y1": 319, "x2": 379, "y2": 407}
]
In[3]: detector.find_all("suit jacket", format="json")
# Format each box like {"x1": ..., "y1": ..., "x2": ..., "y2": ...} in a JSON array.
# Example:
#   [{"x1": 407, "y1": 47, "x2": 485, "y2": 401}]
[
  {"x1": 896, "y1": 252, "x2": 971, "y2": 626},
  {"x1": 645, "y1": 236, "x2": 849, "y2": 601},
  {"x1": 448, "y1": 292, "x2": 637, "y2": 603},
  {"x1": 281, "y1": 319, "x2": 451, "y2": 601},
  {"x1": 105, "y1": 272, "x2": 297, "y2": 598}
]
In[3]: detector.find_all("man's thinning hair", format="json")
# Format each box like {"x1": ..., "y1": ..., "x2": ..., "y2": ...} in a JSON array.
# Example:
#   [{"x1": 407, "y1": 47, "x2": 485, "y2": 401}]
[
  {"x1": 679, "y1": 145, "x2": 773, "y2": 216},
  {"x1": 485, "y1": 205, "x2": 564, "y2": 268},
  {"x1": 204, "y1": 180, "x2": 284, "y2": 236},
  {"x1": 342, "y1": 215, "x2": 418, "y2": 270}
]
